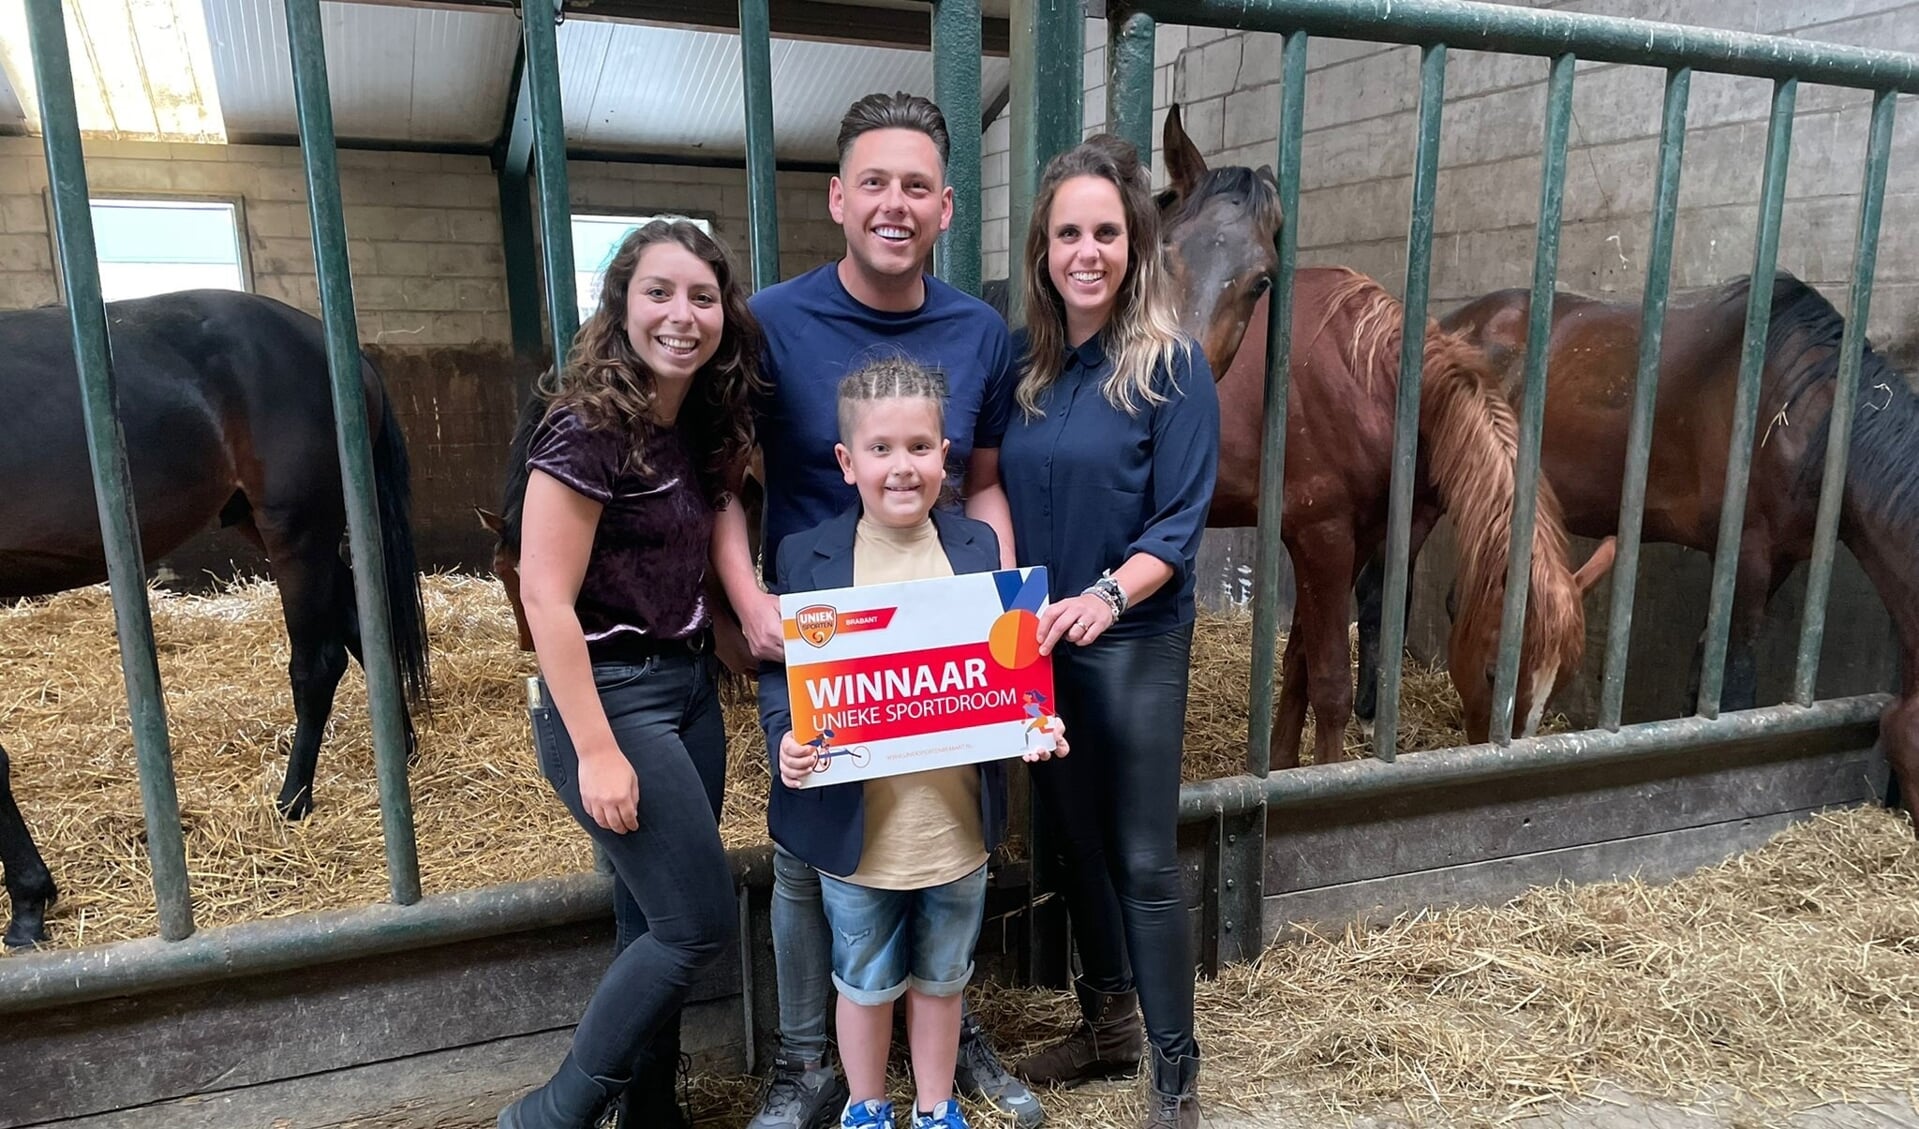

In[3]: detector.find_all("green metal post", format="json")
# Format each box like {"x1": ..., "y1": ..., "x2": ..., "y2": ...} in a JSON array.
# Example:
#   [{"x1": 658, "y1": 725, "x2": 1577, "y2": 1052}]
[
  {"x1": 1245, "y1": 31, "x2": 1306, "y2": 773},
  {"x1": 1697, "y1": 78, "x2": 1795, "y2": 719},
  {"x1": 25, "y1": 0, "x2": 194, "y2": 943},
  {"x1": 740, "y1": 0, "x2": 781, "y2": 292},
  {"x1": 1008, "y1": 0, "x2": 1082, "y2": 322},
  {"x1": 1793, "y1": 89, "x2": 1897, "y2": 706},
  {"x1": 1599, "y1": 69, "x2": 1690, "y2": 732},
  {"x1": 1106, "y1": 6, "x2": 1156, "y2": 160},
  {"x1": 933, "y1": 0, "x2": 983, "y2": 296},
  {"x1": 1489, "y1": 52, "x2": 1575, "y2": 745},
  {"x1": 499, "y1": 56, "x2": 544, "y2": 361},
  {"x1": 1372, "y1": 43, "x2": 1447, "y2": 762},
  {"x1": 523, "y1": 0, "x2": 578, "y2": 360},
  {"x1": 284, "y1": 0, "x2": 420, "y2": 905}
]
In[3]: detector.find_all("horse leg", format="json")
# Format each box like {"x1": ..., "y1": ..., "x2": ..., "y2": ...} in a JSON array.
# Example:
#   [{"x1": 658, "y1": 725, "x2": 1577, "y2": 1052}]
[
  {"x1": 1354, "y1": 506, "x2": 1437, "y2": 728},
  {"x1": 1884, "y1": 695, "x2": 1919, "y2": 832},
  {"x1": 1686, "y1": 544, "x2": 1777, "y2": 714},
  {"x1": 262, "y1": 533, "x2": 354, "y2": 820},
  {"x1": 0, "y1": 740, "x2": 58, "y2": 948},
  {"x1": 335, "y1": 577, "x2": 421, "y2": 767},
  {"x1": 1271, "y1": 624, "x2": 1309, "y2": 770},
  {"x1": 1297, "y1": 534, "x2": 1358, "y2": 766}
]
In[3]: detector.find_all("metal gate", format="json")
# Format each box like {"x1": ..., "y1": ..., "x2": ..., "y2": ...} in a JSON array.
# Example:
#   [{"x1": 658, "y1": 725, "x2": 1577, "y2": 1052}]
[{"x1": 0, "y1": 0, "x2": 1912, "y2": 1065}]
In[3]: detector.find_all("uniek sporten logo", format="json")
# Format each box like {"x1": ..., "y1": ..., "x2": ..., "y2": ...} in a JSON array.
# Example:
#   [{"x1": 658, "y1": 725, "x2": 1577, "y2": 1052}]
[{"x1": 796, "y1": 604, "x2": 838, "y2": 648}]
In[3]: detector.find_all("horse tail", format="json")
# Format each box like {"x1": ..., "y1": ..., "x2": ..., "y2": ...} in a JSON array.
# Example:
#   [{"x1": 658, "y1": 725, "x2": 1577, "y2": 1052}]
[
  {"x1": 1415, "y1": 319, "x2": 1584, "y2": 678},
  {"x1": 367, "y1": 362, "x2": 432, "y2": 707}
]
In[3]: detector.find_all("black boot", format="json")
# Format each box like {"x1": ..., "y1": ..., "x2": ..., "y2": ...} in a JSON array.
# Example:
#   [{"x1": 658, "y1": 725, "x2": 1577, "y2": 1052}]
[
  {"x1": 1143, "y1": 1044, "x2": 1202, "y2": 1129},
  {"x1": 613, "y1": 1049, "x2": 690, "y2": 1129},
  {"x1": 497, "y1": 1054, "x2": 628, "y2": 1129}
]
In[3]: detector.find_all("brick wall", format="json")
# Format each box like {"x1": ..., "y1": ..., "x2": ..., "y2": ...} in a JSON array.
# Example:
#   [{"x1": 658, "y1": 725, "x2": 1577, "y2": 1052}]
[{"x1": 0, "y1": 136, "x2": 843, "y2": 339}]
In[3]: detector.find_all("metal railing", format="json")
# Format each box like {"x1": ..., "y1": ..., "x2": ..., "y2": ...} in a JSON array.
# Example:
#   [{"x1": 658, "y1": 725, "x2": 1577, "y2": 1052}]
[
  {"x1": 2, "y1": 0, "x2": 1909, "y2": 1007},
  {"x1": 1103, "y1": 0, "x2": 1914, "y2": 961}
]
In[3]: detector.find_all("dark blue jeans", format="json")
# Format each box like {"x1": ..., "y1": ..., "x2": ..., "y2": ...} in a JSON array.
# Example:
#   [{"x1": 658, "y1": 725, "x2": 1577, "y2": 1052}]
[
  {"x1": 1028, "y1": 623, "x2": 1198, "y2": 1061},
  {"x1": 531, "y1": 649, "x2": 736, "y2": 1082}
]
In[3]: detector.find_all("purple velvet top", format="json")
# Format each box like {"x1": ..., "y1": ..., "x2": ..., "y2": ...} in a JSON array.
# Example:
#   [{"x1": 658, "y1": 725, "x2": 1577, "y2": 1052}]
[{"x1": 525, "y1": 407, "x2": 713, "y2": 658}]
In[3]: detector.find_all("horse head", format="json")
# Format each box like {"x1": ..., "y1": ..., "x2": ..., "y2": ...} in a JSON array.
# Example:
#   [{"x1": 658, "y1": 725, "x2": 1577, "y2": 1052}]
[
  {"x1": 476, "y1": 506, "x2": 534, "y2": 653},
  {"x1": 1156, "y1": 103, "x2": 1284, "y2": 378},
  {"x1": 1448, "y1": 534, "x2": 1616, "y2": 743}
]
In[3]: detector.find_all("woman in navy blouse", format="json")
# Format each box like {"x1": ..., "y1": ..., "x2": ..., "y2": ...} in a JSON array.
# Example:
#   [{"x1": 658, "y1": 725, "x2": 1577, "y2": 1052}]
[{"x1": 1000, "y1": 137, "x2": 1219, "y2": 1129}]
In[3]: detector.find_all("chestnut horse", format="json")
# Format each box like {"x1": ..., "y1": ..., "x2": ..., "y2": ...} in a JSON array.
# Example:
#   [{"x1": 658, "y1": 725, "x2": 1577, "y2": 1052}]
[
  {"x1": 1153, "y1": 112, "x2": 1612, "y2": 763},
  {"x1": 1353, "y1": 273, "x2": 1918, "y2": 823}
]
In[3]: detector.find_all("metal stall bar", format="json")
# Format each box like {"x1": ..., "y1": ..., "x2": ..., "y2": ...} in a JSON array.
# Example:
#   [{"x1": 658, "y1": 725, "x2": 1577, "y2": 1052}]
[
  {"x1": 1127, "y1": 0, "x2": 1919, "y2": 93},
  {"x1": 1179, "y1": 693, "x2": 1888, "y2": 820},
  {"x1": 1106, "y1": 5, "x2": 1156, "y2": 159},
  {"x1": 1695, "y1": 78, "x2": 1796, "y2": 719},
  {"x1": 741, "y1": 0, "x2": 781, "y2": 292},
  {"x1": 1792, "y1": 89, "x2": 1898, "y2": 706},
  {"x1": 1245, "y1": 31, "x2": 1307, "y2": 774},
  {"x1": 498, "y1": 52, "x2": 545, "y2": 362},
  {"x1": 1598, "y1": 67, "x2": 1690, "y2": 732},
  {"x1": 1371, "y1": 43, "x2": 1448, "y2": 762},
  {"x1": 523, "y1": 0, "x2": 579, "y2": 359},
  {"x1": 284, "y1": 0, "x2": 421, "y2": 905},
  {"x1": 1488, "y1": 52, "x2": 1575, "y2": 746},
  {"x1": 23, "y1": 0, "x2": 194, "y2": 943},
  {"x1": 933, "y1": 0, "x2": 983, "y2": 296},
  {"x1": 1206, "y1": 30, "x2": 1308, "y2": 973},
  {"x1": 1006, "y1": 0, "x2": 1082, "y2": 322}
]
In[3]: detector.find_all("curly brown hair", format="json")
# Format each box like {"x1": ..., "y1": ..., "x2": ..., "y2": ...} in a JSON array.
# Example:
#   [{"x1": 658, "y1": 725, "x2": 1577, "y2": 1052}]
[{"x1": 540, "y1": 219, "x2": 766, "y2": 505}]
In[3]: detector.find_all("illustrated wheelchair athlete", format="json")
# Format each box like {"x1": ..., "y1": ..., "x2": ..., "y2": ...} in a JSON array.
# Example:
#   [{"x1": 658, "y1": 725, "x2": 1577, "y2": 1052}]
[{"x1": 804, "y1": 728, "x2": 871, "y2": 773}]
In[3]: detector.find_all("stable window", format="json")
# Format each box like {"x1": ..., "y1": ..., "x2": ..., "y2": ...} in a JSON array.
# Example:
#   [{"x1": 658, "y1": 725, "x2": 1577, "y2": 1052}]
[
  {"x1": 572, "y1": 213, "x2": 713, "y2": 324},
  {"x1": 90, "y1": 198, "x2": 248, "y2": 301}
]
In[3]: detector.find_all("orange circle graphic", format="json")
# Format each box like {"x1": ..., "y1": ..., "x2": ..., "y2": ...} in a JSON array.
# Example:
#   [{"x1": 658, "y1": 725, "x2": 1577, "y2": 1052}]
[{"x1": 989, "y1": 609, "x2": 1043, "y2": 669}]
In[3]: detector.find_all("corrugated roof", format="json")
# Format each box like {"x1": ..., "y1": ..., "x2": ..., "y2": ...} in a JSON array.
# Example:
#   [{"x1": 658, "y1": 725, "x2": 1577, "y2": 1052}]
[
  {"x1": 3, "y1": 0, "x2": 1011, "y2": 159},
  {"x1": 203, "y1": 0, "x2": 517, "y2": 144}
]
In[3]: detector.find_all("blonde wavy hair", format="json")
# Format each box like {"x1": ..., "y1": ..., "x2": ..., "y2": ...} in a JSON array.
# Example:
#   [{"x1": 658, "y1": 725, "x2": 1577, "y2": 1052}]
[
  {"x1": 540, "y1": 219, "x2": 766, "y2": 505},
  {"x1": 1018, "y1": 134, "x2": 1190, "y2": 417}
]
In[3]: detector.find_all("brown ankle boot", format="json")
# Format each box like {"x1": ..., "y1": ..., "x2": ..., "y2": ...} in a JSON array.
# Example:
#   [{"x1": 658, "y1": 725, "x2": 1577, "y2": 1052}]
[
  {"x1": 1143, "y1": 1045, "x2": 1202, "y2": 1128},
  {"x1": 1012, "y1": 979, "x2": 1144, "y2": 1088}
]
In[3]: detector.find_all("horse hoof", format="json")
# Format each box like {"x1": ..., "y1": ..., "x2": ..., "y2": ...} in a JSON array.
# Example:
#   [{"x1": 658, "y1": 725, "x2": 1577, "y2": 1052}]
[
  {"x1": 277, "y1": 790, "x2": 315, "y2": 821},
  {"x1": 3, "y1": 917, "x2": 49, "y2": 950}
]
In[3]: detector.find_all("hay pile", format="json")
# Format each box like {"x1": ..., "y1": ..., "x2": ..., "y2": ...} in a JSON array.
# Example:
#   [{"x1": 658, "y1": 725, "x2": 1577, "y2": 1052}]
[
  {"x1": 676, "y1": 807, "x2": 1918, "y2": 1127},
  {"x1": 0, "y1": 575, "x2": 1470, "y2": 949}
]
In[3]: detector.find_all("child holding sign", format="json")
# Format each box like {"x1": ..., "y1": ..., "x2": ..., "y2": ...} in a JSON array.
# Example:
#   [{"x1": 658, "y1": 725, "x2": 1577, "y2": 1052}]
[{"x1": 758, "y1": 358, "x2": 1065, "y2": 1129}]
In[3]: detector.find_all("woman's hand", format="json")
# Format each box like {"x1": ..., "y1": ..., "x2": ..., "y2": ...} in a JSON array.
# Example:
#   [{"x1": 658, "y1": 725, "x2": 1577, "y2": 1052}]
[
  {"x1": 778, "y1": 732, "x2": 818, "y2": 789},
  {"x1": 742, "y1": 590, "x2": 787, "y2": 662},
  {"x1": 1037, "y1": 593, "x2": 1118, "y2": 655},
  {"x1": 578, "y1": 745, "x2": 640, "y2": 833}
]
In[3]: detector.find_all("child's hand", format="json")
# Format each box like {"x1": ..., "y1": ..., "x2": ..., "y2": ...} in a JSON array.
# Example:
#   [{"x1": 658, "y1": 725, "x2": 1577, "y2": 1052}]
[
  {"x1": 778, "y1": 732, "x2": 818, "y2": 788},
  {"x1": 1022, "y1": 720, "x2": 1070, "y2": 762}
]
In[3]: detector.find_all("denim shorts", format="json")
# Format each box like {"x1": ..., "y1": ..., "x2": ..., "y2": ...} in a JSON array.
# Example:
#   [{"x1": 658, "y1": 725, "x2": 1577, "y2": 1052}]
[{"x1": 816, "y1": 864, "x2": 988, "y2": 1006}]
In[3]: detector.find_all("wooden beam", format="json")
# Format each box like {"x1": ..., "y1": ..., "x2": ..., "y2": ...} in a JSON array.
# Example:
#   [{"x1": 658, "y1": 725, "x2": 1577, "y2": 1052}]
[{"x1": 333, "y1": 0, "x2": 1011, "y2": 55}]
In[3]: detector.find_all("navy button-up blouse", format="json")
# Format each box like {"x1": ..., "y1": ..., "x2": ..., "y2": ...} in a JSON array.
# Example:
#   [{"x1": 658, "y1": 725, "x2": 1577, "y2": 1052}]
[{"x1": 999, "y1": 331, "x2": 1220, "y2": 639}]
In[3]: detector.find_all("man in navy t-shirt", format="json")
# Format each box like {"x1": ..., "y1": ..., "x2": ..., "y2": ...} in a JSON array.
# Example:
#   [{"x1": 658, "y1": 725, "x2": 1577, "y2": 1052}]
[{"x1": 715, "y1": 93, "x2": 1037, "y2": 1129}]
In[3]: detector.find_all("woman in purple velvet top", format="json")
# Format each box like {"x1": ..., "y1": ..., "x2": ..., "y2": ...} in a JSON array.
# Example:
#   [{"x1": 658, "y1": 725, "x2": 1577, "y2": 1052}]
[{"x1": 499, "y1": 220, "x2": 765, "y2": 1129}]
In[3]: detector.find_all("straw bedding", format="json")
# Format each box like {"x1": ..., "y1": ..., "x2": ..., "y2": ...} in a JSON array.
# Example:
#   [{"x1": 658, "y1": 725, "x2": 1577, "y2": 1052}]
[
  {"x1": 7, "y1": 577, "x2": 1915, "y2": 1122},
  {"x1": 0, "y1": 574, "x2": 1477, "y2": 948}
]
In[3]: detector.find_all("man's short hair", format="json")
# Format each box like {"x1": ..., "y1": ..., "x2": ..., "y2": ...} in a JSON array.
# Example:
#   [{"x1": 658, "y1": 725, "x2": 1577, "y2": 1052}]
[{"x1": 835, "y1": 91, "x2": 951, "y2": 170}]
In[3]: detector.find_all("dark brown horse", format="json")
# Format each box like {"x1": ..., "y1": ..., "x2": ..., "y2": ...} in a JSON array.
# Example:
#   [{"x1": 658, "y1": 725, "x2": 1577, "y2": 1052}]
[
  {"x1": 0, "y1": 290, "x2": 430, "y2": 948},
  {"x1": 1355, "y1": 274, "x2": 1919, "y2": 824},
  {"x1": 1153, "y1": 111, "x2": 1612, "y2": 763}
]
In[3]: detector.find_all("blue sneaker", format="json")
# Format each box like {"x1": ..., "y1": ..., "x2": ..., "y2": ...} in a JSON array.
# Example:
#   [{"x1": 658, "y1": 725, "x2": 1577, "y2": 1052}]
[
  {"x1": 912, "y1": 1101, "x2": 971, "y2": 1129},
  {"x1": 841, "y1": 1098, "x2": 896, "y2": 1129}
]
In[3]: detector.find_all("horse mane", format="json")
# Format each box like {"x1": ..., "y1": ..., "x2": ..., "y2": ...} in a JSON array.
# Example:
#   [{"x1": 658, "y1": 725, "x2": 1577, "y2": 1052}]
[
  {"x1": 1321, "y1": 268, "x2": 1586, "y2": 678},
  {"x1": 1720, "y1": 272, "x2": 1919, "y2": 548},
  {"x1": 497, "y1": 390, "x2": 546, "y2": 554},
  {"x1": 1165, "y1": 166, "x2": 1284, "y2": 241}
]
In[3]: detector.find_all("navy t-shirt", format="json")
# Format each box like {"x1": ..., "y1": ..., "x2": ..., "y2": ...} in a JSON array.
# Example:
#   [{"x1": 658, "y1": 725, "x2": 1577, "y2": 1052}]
[
  {"x1": 999, "y1": 332, "x2": 1219, "y2": 639},
  {"x1": 748, "y1": 262, "x2": 1017, "y2": 573}
]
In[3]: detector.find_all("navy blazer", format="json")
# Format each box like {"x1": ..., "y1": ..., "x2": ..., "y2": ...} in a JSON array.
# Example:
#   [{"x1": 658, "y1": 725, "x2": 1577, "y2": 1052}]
[{"x1": 758, "y1": 504, "x2": 1010, "y2": 878}]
